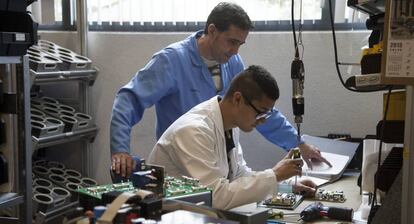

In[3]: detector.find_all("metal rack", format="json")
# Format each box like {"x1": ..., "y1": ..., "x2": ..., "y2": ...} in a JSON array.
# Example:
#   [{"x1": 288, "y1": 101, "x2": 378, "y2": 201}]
[
  {"x1": 32, "y1": 126, "x2": 98, "y2": 150},
  {"x1": 30, "y1": 69, "x2": 98, "y2": 85},
  {"x1": 28, "y1": 46, "x2": 99, "y2": 223},
  {"x1": 30, "y1": 68, "x2": 99, "y2": 152},
  {"x1": 0, "y1": 56, "x2": 32, "y2": 224}
]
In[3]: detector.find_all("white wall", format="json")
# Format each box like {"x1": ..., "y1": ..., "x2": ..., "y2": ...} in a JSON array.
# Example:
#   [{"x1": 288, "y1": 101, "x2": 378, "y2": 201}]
[{"x1": 40, "y1": 31, "x2": 383, "y2": 184}]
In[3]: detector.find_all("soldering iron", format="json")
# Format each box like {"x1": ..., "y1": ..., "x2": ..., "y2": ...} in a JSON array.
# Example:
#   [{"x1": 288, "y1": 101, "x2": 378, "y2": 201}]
[
  {"x1": 290, "y1": 0, "x2": 305, "y2": 143},
  {"x1": 291, "y1": 57, "x2": 304, "y2": 125}
]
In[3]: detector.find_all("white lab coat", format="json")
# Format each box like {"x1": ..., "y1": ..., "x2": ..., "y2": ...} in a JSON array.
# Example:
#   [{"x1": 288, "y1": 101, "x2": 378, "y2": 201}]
[{"x1": 148, "y1": 96, "x2": 278, "y2": 210}]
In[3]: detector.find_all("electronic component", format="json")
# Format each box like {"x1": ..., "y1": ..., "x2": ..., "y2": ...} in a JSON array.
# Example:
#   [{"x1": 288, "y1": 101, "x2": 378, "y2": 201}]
[
  {"x1": 110, "y1": 158, "x2": 164, "y2": 196},
  {"x1": 164, "y1": 175, "x2": 209, "y2": 197},
  {"x1": 94, "y1": 190, "x2": 162, "y2": 222},
  {"x1": 164, "y1": 175, "x2": 212, "y2": 206},
  {"x1": 263, "y1": 193, "x2": 296, "y2": 206},
  {"x1": 259, "y1": 192, "x2": 304, "y2": 210},
  {"x1": 78, "y1": 175, "x2": 212, "y2": 209},
  {"x1": 78, "y1": 181, "x2": 136, "y2": 209},
  {"x1": 314, "y1": 189, "x2": 346, "y2": 203}
]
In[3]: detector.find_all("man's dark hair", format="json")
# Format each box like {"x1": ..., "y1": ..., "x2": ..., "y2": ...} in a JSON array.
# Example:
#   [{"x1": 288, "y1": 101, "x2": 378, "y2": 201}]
[
  {"x1": 224, "y1": 65, "x2": 279, "y2": 102},
  {"x1": 204, "y1": 2, "x2": 254, "y2": 34}
]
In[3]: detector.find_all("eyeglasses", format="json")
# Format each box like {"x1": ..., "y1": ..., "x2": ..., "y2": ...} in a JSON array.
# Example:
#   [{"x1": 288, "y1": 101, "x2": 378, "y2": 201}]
[{"x1": 243, "y1": 96, "x2": 275, "y2": 120}]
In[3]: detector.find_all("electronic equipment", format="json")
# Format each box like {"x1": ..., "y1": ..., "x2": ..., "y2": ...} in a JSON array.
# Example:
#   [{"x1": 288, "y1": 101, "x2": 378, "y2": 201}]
[
  {"x1": 259, "y1": 192, "x2": 304, "y2": 210},
  {"x1": 300, "y1": 201, "x2": 353, "y2": 222},
  {"x1": 314, "y1": 189, "x2": 346, "y2": 203},
  {"x1": 78, "y1": 174, "x2": 212, "y2": 209},
  {"x1": 0, "y1": 0, "x2": 38, "y2": 56},
  {"x1": 164, "y1": 175, "x2": 212, "y2": 206}
]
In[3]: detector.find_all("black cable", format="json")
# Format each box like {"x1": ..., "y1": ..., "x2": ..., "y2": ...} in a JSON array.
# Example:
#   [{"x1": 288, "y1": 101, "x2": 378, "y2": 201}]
[
  {"x1": 291, "y1": 0, "x2": 299, "y2": 58},
  {"x1": 369, "y1": 85, "x2": 393, "y2": 223},
  {"x1": 327, "y1": 0, "x2": 391, "y2": 93}
]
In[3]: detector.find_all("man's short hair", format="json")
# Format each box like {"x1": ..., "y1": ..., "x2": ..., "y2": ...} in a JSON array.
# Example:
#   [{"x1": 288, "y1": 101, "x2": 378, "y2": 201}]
[
  {"x1": 224, "y1": 65, "x2": 279, "y2": 102},
  {"x1": 204, "y1": 2, "x2": 254, "y2": 34}
]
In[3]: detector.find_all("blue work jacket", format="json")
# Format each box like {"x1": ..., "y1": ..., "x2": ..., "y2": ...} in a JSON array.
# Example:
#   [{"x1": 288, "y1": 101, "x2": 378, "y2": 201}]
[{"x1": 110, "y1": 30, "x2": 302, "y2": 154}]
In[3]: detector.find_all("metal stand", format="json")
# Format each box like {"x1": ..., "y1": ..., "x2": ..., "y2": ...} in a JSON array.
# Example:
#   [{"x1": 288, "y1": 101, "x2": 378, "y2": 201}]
[
  {"x1": 402, "y1": 86, "x2": 414, "y2": 224},
  {"x1": 0, "y1": 56, "x2": 32, "y2": 224}
]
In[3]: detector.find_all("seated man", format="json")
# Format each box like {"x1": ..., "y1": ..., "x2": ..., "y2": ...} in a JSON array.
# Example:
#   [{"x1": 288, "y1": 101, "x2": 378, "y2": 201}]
[{"x1": 148, "y1": 65, "x2": 316, "y2": 210}]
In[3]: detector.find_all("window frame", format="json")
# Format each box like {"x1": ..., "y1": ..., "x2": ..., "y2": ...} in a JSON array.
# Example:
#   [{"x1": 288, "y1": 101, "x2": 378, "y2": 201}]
[{"x1": 38, "y1": 0, "x2": 368, "y2": 32}]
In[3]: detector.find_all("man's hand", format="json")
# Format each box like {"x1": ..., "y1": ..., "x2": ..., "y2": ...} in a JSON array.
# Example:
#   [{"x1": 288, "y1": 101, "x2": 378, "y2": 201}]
[
  {"x1": 272, "y1": 150, "x2": 304, "y2": 181},
  {"x1": 293, "y1": 178, "x2": 317, "y2": 197},
  {"x1": 111, "y1": 152, "x2": 136, "y2": 178},
  {"x1": 298, "y1": 143, "x2": 332, "y2": 170}
]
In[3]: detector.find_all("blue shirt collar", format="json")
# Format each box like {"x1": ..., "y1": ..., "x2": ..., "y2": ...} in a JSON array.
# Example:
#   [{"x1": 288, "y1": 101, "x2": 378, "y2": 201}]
[{"x1": 189, "y1": 30, "x2": 206, "y2": 67}]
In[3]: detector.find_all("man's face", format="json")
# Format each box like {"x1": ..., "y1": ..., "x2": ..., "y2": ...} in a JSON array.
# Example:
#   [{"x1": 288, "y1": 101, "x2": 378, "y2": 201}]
[
  {"x1": 237, "y1": 95, "x2": 275, "y2": 132},
  {"x1": 209, "y1": 25, "x2": 249, "y2": 63}
]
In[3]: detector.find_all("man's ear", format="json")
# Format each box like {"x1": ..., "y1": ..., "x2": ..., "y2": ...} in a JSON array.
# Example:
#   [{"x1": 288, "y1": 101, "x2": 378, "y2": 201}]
[
  {"x1": 208, "y1": 24, "x2": 216, "y2": 35},
  {"x1": 232, "y1": 92, "x2": 243, "y2": 105}
]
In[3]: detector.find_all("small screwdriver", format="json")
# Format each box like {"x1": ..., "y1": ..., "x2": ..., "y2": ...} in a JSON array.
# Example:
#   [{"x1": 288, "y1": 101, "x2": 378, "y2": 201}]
[{"x1": 291, "y1": 148, "x2": 301, "y2": 186}]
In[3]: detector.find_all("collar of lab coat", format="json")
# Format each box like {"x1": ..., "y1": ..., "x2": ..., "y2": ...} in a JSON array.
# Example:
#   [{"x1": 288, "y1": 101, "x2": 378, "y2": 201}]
[{"x1": 198, "y1": 96, "x2": 225, "y2": 141}]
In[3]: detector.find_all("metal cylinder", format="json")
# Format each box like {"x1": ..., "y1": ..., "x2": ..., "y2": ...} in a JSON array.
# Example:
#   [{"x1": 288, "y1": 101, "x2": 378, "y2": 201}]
[
  {"x1": 41, "y1": 96, "x2": 59, "y2": 105},
  {"x1": 33, "y1": 178, "x2": 53, "y2": 188},
  {"x1": 49, "y1": 174, "x2": 66, "y2": 185},
  {"x1": 48, "y1": 167, "x2": 65, "y2": 176},
  {"x1": 59, "y1": 104, "x2": 76, "y2": 113},
  {"x1": 33, "y1": 185, "x2": 52, "y2": 195},
  {"x1": 65, "y1": 169, "x2": 82, "y2": 178},
  {"x1": 33, "y1": 193, "x2": 54, "y2": 213},
  {"x1": 65, "y1": 176, "x2": 82, "y2": 185},
  {"x1": 80, "y1": 177, "x2": 97, "y2": 187},
  {"x1": 65, "y1": 182, "x2": 81, "y2": 201},
  {"x1": 33, "y1": 165, "x2": 50, "y2": 176},
  {"x1": 47, "y1": 161, "x2": 66, "y2": 169},
  {"x1": 51, "y1": 187, "x2": 71, "y2": 206}
]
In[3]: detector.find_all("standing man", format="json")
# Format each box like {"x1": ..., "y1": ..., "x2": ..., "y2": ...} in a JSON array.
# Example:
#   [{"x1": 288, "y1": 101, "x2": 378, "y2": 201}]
[
  {"x1": 148, "y1": 65, "x2": 316, "y2": 210},
  {"x1": 111, "y1": 2, "x2": 330, "y2": 177}
]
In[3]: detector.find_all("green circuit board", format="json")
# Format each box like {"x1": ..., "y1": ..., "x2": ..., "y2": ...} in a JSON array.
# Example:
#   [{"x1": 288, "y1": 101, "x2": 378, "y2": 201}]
[
  {"x1": 258, "y1": 192, "x2": 304, "y2": 210},
  {"x1": 164, "y1": 175, "x2": 211, "y2": 197},
  {"x1": 77, "y1": 182, "x2": 135, "y2": 199},
  {"x1": 77, "y1": 175, "x2": 211, "y2": 200}
]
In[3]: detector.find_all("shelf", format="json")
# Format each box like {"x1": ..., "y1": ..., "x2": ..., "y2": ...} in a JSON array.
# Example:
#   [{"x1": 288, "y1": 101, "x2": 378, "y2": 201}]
[
  {"x1": 34, "y1": 201, "x2": 80, "y2": 224},
  {"x1": 32, "y1": 126, "x2": 98, "y2": 149},
  {"x1": 30, "y1": 67, "x2": 98, "y2": 86},
  {"x1": 0, "y1": 193, "x2": 24, "y2": 209}
]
